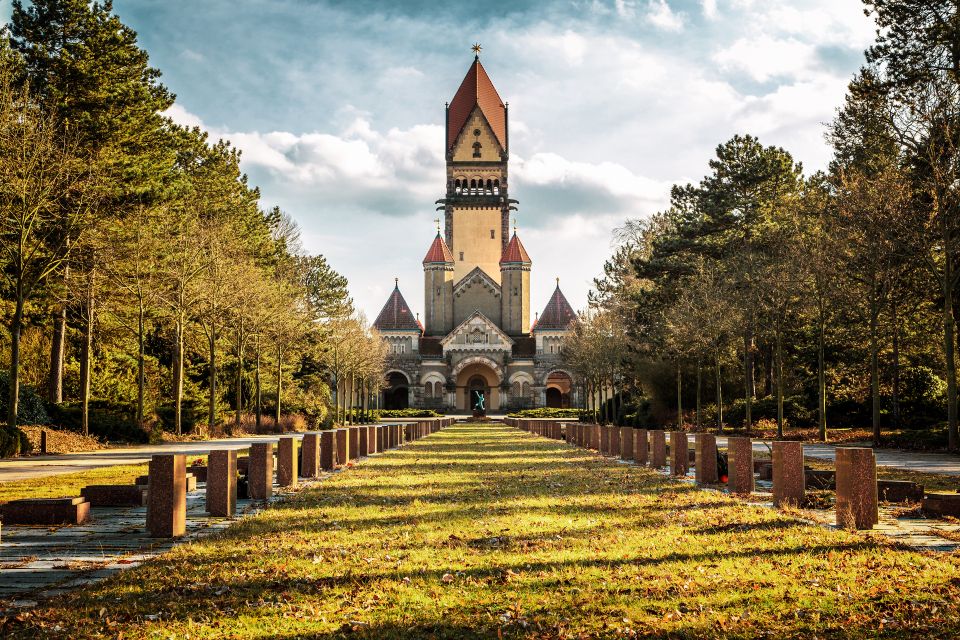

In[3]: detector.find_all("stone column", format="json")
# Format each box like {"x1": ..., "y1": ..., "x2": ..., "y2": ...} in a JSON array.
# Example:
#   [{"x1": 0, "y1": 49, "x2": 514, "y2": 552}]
[
  {"x1": 634, "y1": 429, "x2": 648, "y2": 465},
  {"x1": 320, "y1": 430, "x2": 336, "y2": 471},
  {"x1": 600, "y1": 425, "x2": 610, "y2": 455},
  {"x1": 836, "y1": 447, "x2": 878, "y2": 529},
  {"x1": 610, "y1": 426, "x2": 621, "y2": 457},
  {"x1": 336, "y1": 428, "x2": 349, "y2": 465},
  {"x1": 694, "y1": 434, "x2": 718, "y2": 484},
  {"x1": 620, "y1": 427, "x2": 633, "y2": 460},
  {"x1": 772, "y1": 441, "x2": 804, "y2": 507},
  {"x1": 147, "y1": 453, "x2": 186, "y2": 538},
  {"x1": 367, "y1": 425, "x2": 377, "y2": 454},
  {"x1": 726, "y1": 437, "x2": 754, "y2": 495},
  {"x1": 301, "y1": 432, "x2": 320, "y2": 478},
  {"x1": 348, "y1": 427, "x2": 361, "y2": 461},
  {"x1": 591, "y1": 424, "x2": 601, "y2": 450},
  {"x1": 359, "y1": 427, "x2": 369, "y2": 456},
  {"x1": 670, "y1": 431, "x2": 688, "y2": 476},
  {"x1": 650, "y1": 430, "x2": 666, "y2": 468},
  {"x1": 206, "y1": 449, "x2": 237, "y2": 517},
  {"x1": 248, "y1": 442, "x2": 275, "y2": 499},
  {"x1": 277, "y1": 436, "x2": 299, "y2": 487}
]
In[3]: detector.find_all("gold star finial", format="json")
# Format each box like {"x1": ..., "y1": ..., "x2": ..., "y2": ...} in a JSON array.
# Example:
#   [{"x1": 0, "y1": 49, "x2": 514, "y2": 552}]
[{"x1": 472, "y1": 43, "x2": 482, "y2": 57}]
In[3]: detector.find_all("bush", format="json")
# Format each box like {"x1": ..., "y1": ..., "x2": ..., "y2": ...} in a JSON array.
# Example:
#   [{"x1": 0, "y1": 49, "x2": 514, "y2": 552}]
[
  {"x1": 0, "y1": 425, "x2": 31, "y2": 457},
  {"x1": 506, "y1": 408, "x2": 588, "y2": 419},
  {"x1": 46, "y1": 400, "x2": 150, "y2": 444},
  {"x1": 724, "y1": 395, "x2": 814, "y2": 429},
  {"x1": 0, "y1": 371, "x2": 50, "y2": 426},
  {"x1": 374, "y1": 409, "x2": 443, "y2": 419},
  {"x1": 622, "y1": 398, "x2": 656, "y2": 427}
]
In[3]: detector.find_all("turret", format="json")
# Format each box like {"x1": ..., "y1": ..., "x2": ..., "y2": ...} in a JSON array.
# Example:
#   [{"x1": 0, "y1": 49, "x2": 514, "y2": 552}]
[
  {"x1": 499, "y1": 230, "x2": 531, "y2": 336},
  {"x1": 422, "y1": 231, "x2": 455, "y2": 336}
]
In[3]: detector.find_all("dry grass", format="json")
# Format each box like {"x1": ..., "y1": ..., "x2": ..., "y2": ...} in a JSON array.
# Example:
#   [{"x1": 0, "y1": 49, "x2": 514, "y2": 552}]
[
  {"x1": 18, "y1": 426, "x2": 106, "y2": 455},
  {"x1": 4, "y1": 424, "x2": 960, "y2": 638}
]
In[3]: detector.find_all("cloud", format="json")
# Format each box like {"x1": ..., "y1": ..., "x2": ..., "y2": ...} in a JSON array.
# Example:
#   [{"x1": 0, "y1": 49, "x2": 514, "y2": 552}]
[
  {"x1": 646, "y1": 0, "x2": 684, "y2": 32},
  {"x1": 701, "y1": 0, "x2": 718, "y2": 20},
  {"x1": 713, "y1": 35, "x2": 817, "y2": 82}
]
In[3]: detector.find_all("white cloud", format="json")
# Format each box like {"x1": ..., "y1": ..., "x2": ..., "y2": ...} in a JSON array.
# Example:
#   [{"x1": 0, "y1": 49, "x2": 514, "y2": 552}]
[
  {"x1": 701, "y1": 0, "x2": 718, "y2": 20},
  {"x1": 713, "y1": 35, "x2": 817, "y2": 82},
  {"x1": 646, "y1": 0, "x2": 684, "y2": 32}
]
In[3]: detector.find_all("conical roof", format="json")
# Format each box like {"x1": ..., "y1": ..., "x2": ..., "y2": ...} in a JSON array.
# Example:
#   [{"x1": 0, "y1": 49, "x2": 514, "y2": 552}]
[
  {"x1": 500, "y1": 232, "x2": 531, "y2": 265},
  {"x1": 373, "y1": 282, "x2": 423, "y2": 332},
  {"x1": 448, "y1": 57, "x2": 506, "y2": 152},
  {"x1": 534, "y1": 284, "x2": 576, "y2": 331},
  {"x1": 423, "y1": 232, "x2": 454, "y2": 264}
]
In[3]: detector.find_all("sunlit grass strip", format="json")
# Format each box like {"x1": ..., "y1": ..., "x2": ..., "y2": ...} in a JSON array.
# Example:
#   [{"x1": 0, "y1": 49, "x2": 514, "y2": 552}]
[
  {"x1": 0, "y1": 464, "x2": 149, "y2": 505},
  {"x1": 4, "y1": 424, "x2": 960, "y2": 638}
]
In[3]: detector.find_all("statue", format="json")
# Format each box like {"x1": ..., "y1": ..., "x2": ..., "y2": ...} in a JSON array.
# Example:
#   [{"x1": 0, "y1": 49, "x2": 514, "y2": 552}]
[{"x1": 473, "y1": 391, "x2": 486, "y2": 416}]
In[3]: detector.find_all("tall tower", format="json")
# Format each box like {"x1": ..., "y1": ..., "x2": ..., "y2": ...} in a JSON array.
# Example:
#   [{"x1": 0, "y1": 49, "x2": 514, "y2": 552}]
[
  {"x1": 422, "y1": 230, "x2": 455, "y2": 336},
  {"x1": 438, "y1": 51, "x2": 517, "y2": 284},
  {"x1": 500, "y1": 229, "x2": 531, "y2": 336}
]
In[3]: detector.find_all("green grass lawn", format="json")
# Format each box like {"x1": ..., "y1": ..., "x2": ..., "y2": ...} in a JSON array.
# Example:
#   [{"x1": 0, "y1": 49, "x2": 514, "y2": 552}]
[
  {"x1": 0, "y1": 464, "x2": 149, "y2": 505},
  {"x1": 5, "y1": 424, "x2": 960, "y2": 638}
]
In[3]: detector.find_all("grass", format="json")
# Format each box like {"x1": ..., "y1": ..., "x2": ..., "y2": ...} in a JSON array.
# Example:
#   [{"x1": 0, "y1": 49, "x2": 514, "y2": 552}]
[
  {"x1": 5, "y1": 423, "x2": 960, "y2": 638},
  {"x1": 0, "y1": 464, "x2": 149, "y2": 505}
]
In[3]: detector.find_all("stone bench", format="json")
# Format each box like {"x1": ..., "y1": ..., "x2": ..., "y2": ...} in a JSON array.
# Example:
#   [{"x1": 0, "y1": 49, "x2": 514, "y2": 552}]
[
  {"x1": 1, "y1": 497, "x2": 91, "y2": 525},
  {"x1": 81, "y1": 484, "x2": 147, "y2": 507},
  {"x1": 186, "y1": 465, "x2": 208, "y2": 482},
  {"x1": 878, "y1": 480, "x2": 924, "y2": 503},
  {"x1": 923, "y1": 493, "x2": 960, "y2": 518}
]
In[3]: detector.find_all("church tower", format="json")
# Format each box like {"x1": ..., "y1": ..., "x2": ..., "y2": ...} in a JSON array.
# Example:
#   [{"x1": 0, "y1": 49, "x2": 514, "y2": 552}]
[
  {"x1": 422, "y1": 230, "x2": 455, "y2": 336},
  {"x1": 439, "y1": 51, "x2": 517, "y2": 284},
  {"x1": 500, "y1": 228, "x2": 531, "y2": 336}
]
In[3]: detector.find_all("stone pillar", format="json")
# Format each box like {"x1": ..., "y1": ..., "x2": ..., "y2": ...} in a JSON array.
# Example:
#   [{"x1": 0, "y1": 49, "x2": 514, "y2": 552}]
[
  {"x1": 694, "y1": 434, "x2": 718, "y2": 484},
  {"x1": 301, "y1": 432, "x2": 320, "y2": 478},
  {"x1": 610, "y1": 426, "x2": 621, "y2": 457},
  {"x1": 320, "y1": 430, "x2": 336, "y2": 471},
  {"x1": 600, "y1": 425, "x2": 610, "y2": 455},
  {"x1": 359, "y1": 427, "x2": 369, "y2": 456},
  {"x1": 336, "y1": 428, "x2": 349, "y2": 465},
  {"x1": 277, "y1": 436, "x2": 299, "y2": 487},
  {"x1": 591, "y1": 424, "x2": 601, "y2": 450},
  {"x1": 147, "y1": 453, "x2": 186, "y2": 538},
  {"x1": 620, "y1": 427, "x2": 633, "y2": 460},
  {"x1": 206, "y1": 449, "x2": 237, "y2": 517},
  {"x1": 650, "y1": 430, "x2": 666, "y2": 468},
  {"x1": 836, "y1": 447, "x2": 878, "y2": 529},
  {"x1": 726, "y1": 437, "x2": 754, "y2": 495},
  {"x1": 772, "y1": 441, "x2": 804, "y2": 507},
  {"x1": 367, "y1": 425, "x2": 377, "y2": 454},
  {"x1": 632, "y1": 429, "x2": 647, "y2": 464},
  {"x1": 248, "y1": 442, "x2": 274, "y2": 499},
  {"x1": 670, "y1": 431, "x2": 688, "y2": 476},
  {"x1": 348, "y1": 427, "x2": 361, "y2": 461}
]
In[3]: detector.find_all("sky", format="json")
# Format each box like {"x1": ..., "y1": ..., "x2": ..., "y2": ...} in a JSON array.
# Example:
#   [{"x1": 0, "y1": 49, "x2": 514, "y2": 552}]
[{"x1": 2, "y1": 0, "x2": 878, "y2": 323}]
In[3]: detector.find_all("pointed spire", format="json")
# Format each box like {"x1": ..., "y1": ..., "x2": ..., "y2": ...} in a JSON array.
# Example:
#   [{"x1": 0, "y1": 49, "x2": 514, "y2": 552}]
[
  {"x1": 500, "y1": 230, "x2": 531, "y2": 265},
  {"x1": 447, "y1": 55, "x2": 506, "y2": 151},
  {"x1": 534, "y1": 283, "x2": 576, "y2": 331},
  {"x1": 373, "y1": 281, "x2": 422, "y2": 332},
  {"x1": 423, "y1": 231, "x2": 454, "y2": 264}
]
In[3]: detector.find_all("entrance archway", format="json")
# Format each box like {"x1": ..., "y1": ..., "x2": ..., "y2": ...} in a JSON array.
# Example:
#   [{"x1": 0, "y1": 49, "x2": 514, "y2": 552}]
[
  {"x1": 545, "y1": 371, "x2": 573, "y2": 408},
  {"x1": 453, "y1": 358, "x2": 501, "y2": 411},
  {"x1": 468, "y1": 375, "x2": 490, "y2": 413},
  {"x1": 383, "y1": 371, "x2": 409, "y2": 410}
]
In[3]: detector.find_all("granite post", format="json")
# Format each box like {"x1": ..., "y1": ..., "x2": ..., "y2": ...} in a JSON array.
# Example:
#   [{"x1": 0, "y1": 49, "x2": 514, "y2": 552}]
[
  {"x1": 726, "y1": 437, "x2": 754, "y2": 495},
  {"x1": 147, "y1": 453, "x2": 186, "y2": 538},
  {"x1": 336, "y1": 428, "x2": 349, "y2": 466},
  {"x1": 206, "y1": 449, "x2": 237, "y2": 517},
  {"x1": 694, "y1": 433, "x2": 718, "y2": 484},
  {"x1": 620, "y1": 427, "x2": 633, "y2": 460},
  {"x1": 650, "y1": 430, "x2": 666, "y2": 468},
  {"x1": 670, "y1": 431, "x2": 688, "y2": 476},
  {"x1": 277, "y1": 436, "x2": 299, "y2": 487},
  {"x1": 248, "y1": 442, "x2": 275, "y2": 499},
  {"x1": 772, "y1": 441, "x2": 805, "y2": 507},
  {"x1": 634, "y1": 429, "x2": 648, "y2": 465},
  {"x1": 835, "y1": 447, "x2": 878, "y2": 529},
  {"x1": 320, "y1": 430, "x2": 336, "y2": 471},
  {"x1": 301, "y1": 432, "x2": 320, "y2": 478}
]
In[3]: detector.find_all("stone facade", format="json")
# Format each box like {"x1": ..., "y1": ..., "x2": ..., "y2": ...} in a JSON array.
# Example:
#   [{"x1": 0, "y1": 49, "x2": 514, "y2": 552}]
[{"x1": 373, "y1": 55, "x2": 578, "y2": 413}]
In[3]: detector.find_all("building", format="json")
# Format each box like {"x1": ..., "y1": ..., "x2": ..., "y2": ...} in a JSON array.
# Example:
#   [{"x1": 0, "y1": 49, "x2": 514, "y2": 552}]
[{"x1": 373, "y1": 52, "x2": 578, "y2": 413}]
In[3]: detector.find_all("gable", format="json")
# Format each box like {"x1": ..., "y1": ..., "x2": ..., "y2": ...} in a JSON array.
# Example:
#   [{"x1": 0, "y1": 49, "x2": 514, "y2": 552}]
[
  {"x1": 451, "y1": 106, "x2": 504, "y2": 162},
  {"x1": 441, "y1": 311, "x2": 514, "y2": 352},
  {"x1": 454, "y1": 266, "x2": 501, "y2": 299}
]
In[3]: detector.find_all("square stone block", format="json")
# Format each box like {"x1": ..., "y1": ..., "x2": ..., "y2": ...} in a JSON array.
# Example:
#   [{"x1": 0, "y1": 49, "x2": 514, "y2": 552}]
[
  {"x1": 185, "y1": 473, "x2": 198, "y2": 493},
  {"x1": 726, "y1": 437, "x2": 754, "y2": 495},
  {"x1": 694, "y1": 434, "x2": 718, "y2": 484},
  {"x1": 358, "y1": 426, "x2": 368, "y2": 455},
  {"x1": 877, "y1": 480, "x2": 923, "y2": 502},
  {"x1": 923, "y1": 493, "x2": 960, "y2": 518},
  {"x1": 301, "y1": 432, "x2": 320, "y2": 478},
  {"x1": 320, "y1": 430, "x2": 336, "y2": 471},
  {"x1": 206, "y1": 449, "x2": 238, "y2": 517},
  {"x1": 634, "y1": 429, "x2": 648, "y2": 465},
  {"x1": 772, "y1": 441, "x2": 805, "y2": 507},
  {"x1": 1, "y1": 497, "x2": 91, "y2": 525},
  {"x1": 600, "y1": 425, "x2": 610, "y2": 455},
  {"x1": 277, "y1": 437, "x2": 299, "y2": 487},
  {"x1": 591, "y1": 424, "x2": 601, "y2": 450},
  {"x1": 348, "y1": 427, "x2": 361, "y2": 460},
  {"x1": 670, "y1": 431, "x2": 688, "y2": 476},
  {"x1": 185, "y1": 465, "x2": 208, "y2": 482},
  {"x1": 336, "y1": 428, "x2": 349, "y2": 465},
  {"x1": 147, "y1": 453, "x2": 187, "y2": 538},
  {"x1": 248, "y1": 442, "x2": 275, "y2": 500},
  {"x1": 80, "y1": 484, "x2": 147, "y2": 507},
  {"x1": 367, "y1": 425, "x2": 377, "y2": 454},
  {"x1": 620, "y1": 427, "x2": 634, "y2": 460},
  {"x1": 610, "y1": 426, "x2": 621, "y2": 457},
  {"x1": 650, "y1": 430, "x2": 667, "y2": 468},
  {"x1": 835, "y1": 447, "x2": 878, "y2": 530}
]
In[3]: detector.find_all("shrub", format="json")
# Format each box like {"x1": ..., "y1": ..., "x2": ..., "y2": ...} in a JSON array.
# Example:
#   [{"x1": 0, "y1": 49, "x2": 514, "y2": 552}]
[
  {"x1": 375, "y1": 409, "x2": 443, "y2": 419},
  {"x1": 46, "y1": 400, "x2": 150, "y2": 444},
  {"x1": 0, "y1": 371, "x2": 50, "y2": 426},
  {"x1": 724, "y1": 395, "x2": 814, "y2": 429},
  {"x1": 506, "y1": 408, "x2": 588, "y2": 419},
  {"x1": 0, "y1": 425, "x2": 31, "y2": 457}
]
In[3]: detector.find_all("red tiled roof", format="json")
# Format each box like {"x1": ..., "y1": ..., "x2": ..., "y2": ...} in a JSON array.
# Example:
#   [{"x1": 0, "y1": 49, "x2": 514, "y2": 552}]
[
  {"x1": 448, "y1": 57, "x2": 506, "y2": 152},
  {"x1": 534, "y1": 285, "x2": 576, "y2": 331},
  {"x1": 500, "y1": 232, "x2": 531, "y2": 264},
  {"x1": 373, "y1": 284, "x2": 422, "y2": 332},
  {"x1": 422, "y1": 233, "x2": 454, "y2": 264}
]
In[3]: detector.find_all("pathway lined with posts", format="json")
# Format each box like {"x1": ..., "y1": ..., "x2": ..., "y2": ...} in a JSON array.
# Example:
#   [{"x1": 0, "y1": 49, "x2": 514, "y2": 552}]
[{"x1": 0, "y1": 419, "x2": 453, "y2": 605}]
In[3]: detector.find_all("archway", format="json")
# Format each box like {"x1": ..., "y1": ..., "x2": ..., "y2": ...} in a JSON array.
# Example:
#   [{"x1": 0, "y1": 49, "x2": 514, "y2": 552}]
[
  {"x1": 453, "y1": 359, "x2": 501, "y2": 411},
  {"x1": 468, "y1": 375, "x2": 489, "y2": 413},
  {"x1": 545, "y1": 371, "x2": 573, "y2": 408},
  {"x1": 383, "y1": 371, "x2": 409, "y2": 410}
]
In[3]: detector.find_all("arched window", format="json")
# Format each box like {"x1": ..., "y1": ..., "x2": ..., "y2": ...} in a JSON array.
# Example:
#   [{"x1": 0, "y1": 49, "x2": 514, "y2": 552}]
[
  {"x1": 470, "y1": 178, "x2": 477, "y2": 189},
  {"x1": 434, "y1": 381, "x2": 443, "y2": 397},
  {"x1": 473, "y1": 141, "x2": 482, "y2": 158},
  {"x1": 522, "y1": 382, "x2": 530, "y2": 398},
  {"x1": 493, "y1": 179, "x2": 500, "y2": 195},
  {"x1": 455, "y1": 179, "x2": 461, "y2": 194},
  {"x1": 485, "y1": 179, "x2": 492, "y2": 193}
]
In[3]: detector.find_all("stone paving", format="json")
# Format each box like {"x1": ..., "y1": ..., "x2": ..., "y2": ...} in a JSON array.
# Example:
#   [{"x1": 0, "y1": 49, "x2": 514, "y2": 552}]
[{"x1": 0, "y1": 472, "x2": 329, "y2": 609}]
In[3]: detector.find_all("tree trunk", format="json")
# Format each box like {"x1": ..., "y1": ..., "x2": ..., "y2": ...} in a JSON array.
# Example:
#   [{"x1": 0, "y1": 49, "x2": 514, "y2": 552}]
[
  {"x1": 234, "y1": 325, "x2": 243, "y2": 433},
  {"x1": 7, "y1": 294, "x2": 25, "y2": 431},
  {"x1": 80, "y1": 271, "x2": 95, "y2": 437},
  {"x1": 891, "y1": 296, "x2": 901, "y2": 431},
  {"x1": 715, "y1": 347, "x2": 723, "y2": 433},
  {"x1": 870, "y1": 305, "x2": 881, "y2": 446},
  {"x1": 695, "y1": 359, "x2": 702, "y2": 430},
  {"x1": 137, "y1": 302, "x2": 145, "y2": 428},
  {"x1": 676, "y1": 361, "x2": 682, "y2": 429},
  {"x1": 173, "y1": 315, "x2": 184, "y2": 435},
  {"x1": 775, "y1": 327, "x2": 784, "y2": 439},
  {"x1": 275, "y1": 344, "x2": 282, "y2": 427},
  {"x1": 743, "y1": 332, "x2": 753, "y2": 429},
  {"x1": 255, "y1": 339, "x2": 262, "y2": 432},
  {"x1": 944, "y1": 256, "x2": 958, "y2": 450},
  {"x1": 208, "y1": 325, "x2": 217, "y2": 436},
  {"x1": 817, "y1": 317, "x2": 827, "y2": 442},
  {"x1": 48, "y1": 304, "x2": 66, "y2": 405}
]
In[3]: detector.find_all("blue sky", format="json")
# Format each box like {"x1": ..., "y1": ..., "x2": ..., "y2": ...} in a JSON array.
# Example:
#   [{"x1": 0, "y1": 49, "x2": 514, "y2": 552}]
[{"x1": 2, "y1": 0, "x2": 877, "y2": 322}]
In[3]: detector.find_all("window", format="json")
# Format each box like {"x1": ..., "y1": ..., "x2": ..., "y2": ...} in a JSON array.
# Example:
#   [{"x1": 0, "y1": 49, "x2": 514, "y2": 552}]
[
  {"x1": 459, "y1": 251, "x2": 464, "y2": 261},
  {"x1": 490, "y1": 229, "x2": 495, "y2": 239},
  {"x1": 436, "y1": 287, "x2": 441, "y2": 296},
  {"x1": 473, "y1": 142, "x2": 482, "y2": 158},
  {"x1": 513, "y1": 287, "x2": 518, "y2": 296}
]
